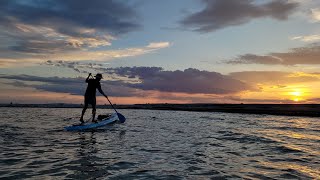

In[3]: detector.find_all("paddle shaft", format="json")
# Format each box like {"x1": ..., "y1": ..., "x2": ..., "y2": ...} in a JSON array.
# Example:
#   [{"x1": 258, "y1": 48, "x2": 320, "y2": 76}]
[{"x1": 106, "y1": 96, "x2": 118, "y2": 114}]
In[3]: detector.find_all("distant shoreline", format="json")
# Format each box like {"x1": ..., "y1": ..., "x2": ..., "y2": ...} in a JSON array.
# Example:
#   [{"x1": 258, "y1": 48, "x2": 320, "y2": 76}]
[{"x1": 1, "y1": 103, "x2": 320, "y2": 117}]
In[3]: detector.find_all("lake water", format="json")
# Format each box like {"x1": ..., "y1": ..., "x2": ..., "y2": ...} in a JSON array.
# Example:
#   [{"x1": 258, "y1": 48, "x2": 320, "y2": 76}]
[{"x1": 0, "y1": 108, "x2": 319, "y2": 179}]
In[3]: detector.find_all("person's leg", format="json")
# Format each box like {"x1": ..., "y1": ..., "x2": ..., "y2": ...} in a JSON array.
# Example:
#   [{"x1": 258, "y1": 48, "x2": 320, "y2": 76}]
[
  {"x1": 80, "y1": 100, "x2": 88, "y2": 123},
  {"x1": 92, "y1": 98, "x2": 97, "y2": 122},
  {"x1": 92, "y1": 106, "x2": 96, "y2": 122}
]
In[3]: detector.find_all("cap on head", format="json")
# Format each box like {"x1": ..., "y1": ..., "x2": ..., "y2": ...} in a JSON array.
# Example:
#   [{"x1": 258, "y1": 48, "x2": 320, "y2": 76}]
[{"x1": 94, "y1": 73, "x2": 103, "y2": 79}]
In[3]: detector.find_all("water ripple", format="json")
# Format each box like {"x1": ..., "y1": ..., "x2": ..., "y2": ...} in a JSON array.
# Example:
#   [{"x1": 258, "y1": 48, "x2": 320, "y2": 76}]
[{"x1": 0, "y1": 108, "x2": 319, "y2": 179}]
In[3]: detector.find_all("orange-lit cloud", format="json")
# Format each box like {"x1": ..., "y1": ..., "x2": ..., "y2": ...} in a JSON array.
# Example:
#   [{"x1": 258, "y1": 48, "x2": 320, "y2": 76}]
[
  {"x1": 228, "y1": 71, "x2": 320, "y2": 103},
  {"x1": 233, "y1": 84, "x2": 312, "y2": 103},
  {"x1": 229, "y1": 71, "x2": 320, "y2": 84}
]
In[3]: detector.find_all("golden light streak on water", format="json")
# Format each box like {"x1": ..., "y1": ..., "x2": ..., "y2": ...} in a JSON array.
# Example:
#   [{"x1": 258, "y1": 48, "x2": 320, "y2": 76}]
[{"x1": 260, "y1": 161, "x2": 320, "y2": 179}]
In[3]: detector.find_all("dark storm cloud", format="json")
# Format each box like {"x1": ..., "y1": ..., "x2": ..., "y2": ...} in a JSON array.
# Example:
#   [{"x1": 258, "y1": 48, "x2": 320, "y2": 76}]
[
  {"x1": 0, "y1": 67, "x2": 254, "y2": 96},
  {"x1": 226, "y1": 44, "x2": 320, "y2": 65},
  {"x1": 180, "y1": 0, "x2": 298, "y2": 32}
]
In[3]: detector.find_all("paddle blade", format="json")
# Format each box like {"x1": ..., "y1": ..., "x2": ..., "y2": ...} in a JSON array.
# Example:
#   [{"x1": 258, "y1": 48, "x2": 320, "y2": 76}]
[{"x1": 117, "y1": 113, "x2": 126, "y2": 123}]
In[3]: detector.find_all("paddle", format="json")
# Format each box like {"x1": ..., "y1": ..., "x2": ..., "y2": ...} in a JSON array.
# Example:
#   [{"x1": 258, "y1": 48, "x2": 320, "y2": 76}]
[
  {"x1": 90, "y1": 74, "x2": 126, "y2": 123},
  {"x1": 105, "y1": 96, "x2": 126, "y2": 123}
]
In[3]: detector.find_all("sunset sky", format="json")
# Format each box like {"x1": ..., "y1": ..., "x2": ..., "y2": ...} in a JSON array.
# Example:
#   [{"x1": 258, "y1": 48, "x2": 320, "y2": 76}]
[{"x1": 1, "y1": 0, "x2": 320, "y2": 104}]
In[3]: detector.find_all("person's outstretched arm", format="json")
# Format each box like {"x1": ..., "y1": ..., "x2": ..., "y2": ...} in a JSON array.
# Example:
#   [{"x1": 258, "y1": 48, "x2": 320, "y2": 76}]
[
  {"x1": 85, "y1": 73, "x2": 91, "y2": 83},
  {"x1": 97, "y1": 83, "x2": 108, "y2": 98}
]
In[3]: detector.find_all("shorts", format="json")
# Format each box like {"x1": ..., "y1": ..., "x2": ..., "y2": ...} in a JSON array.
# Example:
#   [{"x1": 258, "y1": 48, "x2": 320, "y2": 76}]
[{"x1": 84, "y1": 95, "x2": 96, "y2": 106}]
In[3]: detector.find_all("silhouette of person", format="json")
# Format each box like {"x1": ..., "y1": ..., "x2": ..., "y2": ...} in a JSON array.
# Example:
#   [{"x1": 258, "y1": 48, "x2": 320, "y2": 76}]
[{"x1": 80, "y1": 73, "x2": 108, "y2": 123}]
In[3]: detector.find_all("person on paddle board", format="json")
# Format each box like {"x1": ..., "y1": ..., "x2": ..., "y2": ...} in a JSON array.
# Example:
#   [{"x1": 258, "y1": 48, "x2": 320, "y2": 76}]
[{"x1": 80, "y1": 73, "x2": 108, "y2": 123}]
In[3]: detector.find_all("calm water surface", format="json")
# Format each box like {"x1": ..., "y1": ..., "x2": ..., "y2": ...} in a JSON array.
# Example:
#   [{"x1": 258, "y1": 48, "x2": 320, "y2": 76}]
[{"x1": 0, "y1": 108, "x2": 319, "y2": 179}]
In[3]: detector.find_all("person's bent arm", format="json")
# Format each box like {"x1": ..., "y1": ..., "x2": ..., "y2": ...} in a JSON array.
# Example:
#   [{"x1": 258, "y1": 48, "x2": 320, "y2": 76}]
[{"x1": 85, "y1": 73, "x2": 91, "y2": 83}]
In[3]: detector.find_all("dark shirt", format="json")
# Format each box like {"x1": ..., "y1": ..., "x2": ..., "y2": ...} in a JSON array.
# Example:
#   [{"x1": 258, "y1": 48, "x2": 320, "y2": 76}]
[{"x1": 85, "y1": 79, "x2": 102, "y2": 97}]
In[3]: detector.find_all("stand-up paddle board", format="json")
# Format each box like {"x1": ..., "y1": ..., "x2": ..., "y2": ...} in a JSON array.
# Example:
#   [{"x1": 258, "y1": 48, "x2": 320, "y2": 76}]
[{"x1": 64, "y1": 113, "x2": 125, "y2": 131}]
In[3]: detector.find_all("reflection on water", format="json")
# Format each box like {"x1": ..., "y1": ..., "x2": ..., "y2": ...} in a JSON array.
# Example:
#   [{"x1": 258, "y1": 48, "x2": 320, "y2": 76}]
[{"x1": 0, "y1": 108, "x2": 319, "y2": 179}]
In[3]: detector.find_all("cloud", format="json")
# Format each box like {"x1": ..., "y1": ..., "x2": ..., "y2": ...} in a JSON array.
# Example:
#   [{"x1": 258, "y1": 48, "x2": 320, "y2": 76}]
[
  {"x1": 305, "y1": 97, "x2": 320, "y2": 103},
  {"x1": 0, "y1": 0, "x2": 140, "y2": 36},
  {"x1": 291, "y1": 34, "x2": 320, "y2": 42},
  {"x1": 228, "y1": 54, "x2": 284, "y2": 64},
  {"x1": 44, "y1": 60, "x2": 95, "y2": 73},
  {"x1": 0, "y1": 0, "x2": 141, "y2": 66},
  {"x1": 0, "y1": 22, "x2": 115, "y2": 59},
  {"x1": 180, "y1": 0, "x2": 298, "y2": 32},
  {"x1": 104, "y1": 67, "x2": 255, "y2": 94},
  {"x1": 146, "y1": 42, "x2": 171, "y2": 49},
  {"x1": 11, "y1": 23, "x2": 113, "y2": 50},
  {"x1": 226, "y1": 43, "x2": 320, "y2": 65},
  {"x1": 0, "y1": 67, "x2": 254, "y2": 96},
  {"x1": 44, "y1": 42, "x2": 171, "y2": 61},
  {"x1": 0, "y1": 41, "x2": 170, "y2": 67},
  {"x1": 311, "y1": 8, "x2": 320, "y2": 22}
]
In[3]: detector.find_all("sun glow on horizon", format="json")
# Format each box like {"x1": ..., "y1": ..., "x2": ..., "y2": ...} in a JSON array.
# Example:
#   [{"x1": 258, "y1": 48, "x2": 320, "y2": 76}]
[{"x1": 288, "y1": 88, "x2": 309, "y2": 102}]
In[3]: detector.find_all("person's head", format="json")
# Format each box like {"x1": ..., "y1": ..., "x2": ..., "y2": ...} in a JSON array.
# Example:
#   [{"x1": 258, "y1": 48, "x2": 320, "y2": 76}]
[{"x1": 94, "y1": 73, "x2": 103, "y2": 81}]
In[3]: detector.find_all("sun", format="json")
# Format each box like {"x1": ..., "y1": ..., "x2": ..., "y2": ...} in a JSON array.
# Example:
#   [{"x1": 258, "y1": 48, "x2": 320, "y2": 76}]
[
  {"x1": 288, "y1": 88, "x2": 307, "y2": 102},
  {"x1": 291, "y1": 91, "x2": 302, "y2": 96},
  {"x1": 290, "y1": 91, "x2": 302, "y2": 96}
]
